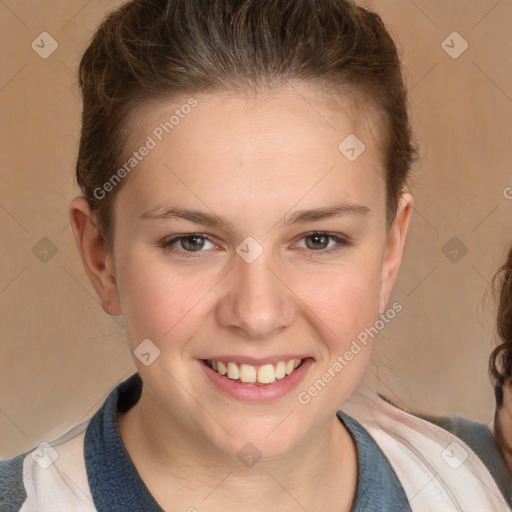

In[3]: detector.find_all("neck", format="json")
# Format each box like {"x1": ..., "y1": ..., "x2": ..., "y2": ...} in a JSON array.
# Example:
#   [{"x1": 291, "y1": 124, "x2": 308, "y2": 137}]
[{"x1": 119, "y1": 386, "x2": 358, "y2": 511}]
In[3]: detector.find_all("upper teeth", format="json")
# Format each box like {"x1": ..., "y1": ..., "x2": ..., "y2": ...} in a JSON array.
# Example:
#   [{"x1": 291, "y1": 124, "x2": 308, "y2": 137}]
[{"x1": 209, "y1": 359, "x2": 302, "y2": 384}]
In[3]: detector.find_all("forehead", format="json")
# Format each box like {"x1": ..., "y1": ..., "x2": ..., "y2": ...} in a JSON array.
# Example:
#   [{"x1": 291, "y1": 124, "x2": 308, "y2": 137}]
[{"x1": 115, "y1": 85, "x2": 386, "y2": 220}]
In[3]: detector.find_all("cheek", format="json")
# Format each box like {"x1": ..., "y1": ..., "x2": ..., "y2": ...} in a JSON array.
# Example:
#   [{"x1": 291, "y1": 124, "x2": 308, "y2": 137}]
[
  {"x1": 292, "y1": 262, "x2": 383, "y2": 409},
  {"x1": 294, "y1": 259, "x2": 383, "y2": 341},
  {"x1": 115, "y1": 238, "x2": 385, "y2": 352},
  {"x1": 115, "y1": 251, "x2": 221, "y2": 345}
]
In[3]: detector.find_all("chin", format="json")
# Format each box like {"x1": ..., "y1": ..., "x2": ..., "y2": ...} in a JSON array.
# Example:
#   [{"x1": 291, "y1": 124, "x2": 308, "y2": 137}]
[{"x1": 205, "y1": 417, "x2": 305, "y2": 463}]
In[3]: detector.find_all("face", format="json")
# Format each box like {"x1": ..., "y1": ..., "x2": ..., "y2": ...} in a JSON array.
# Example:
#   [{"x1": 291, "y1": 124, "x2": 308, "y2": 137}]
[{"x1": 79, "y1": 85, "x2": 411, "y2": 460}]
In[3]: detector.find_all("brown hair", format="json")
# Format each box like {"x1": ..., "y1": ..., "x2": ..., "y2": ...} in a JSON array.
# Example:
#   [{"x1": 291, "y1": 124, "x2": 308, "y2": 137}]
[
  {"x1": 76, "y1": 0, "x2": 417, "y2": 245},
  {"x1": 490, "y1": 244, "x2": 512, "y2": 417}
]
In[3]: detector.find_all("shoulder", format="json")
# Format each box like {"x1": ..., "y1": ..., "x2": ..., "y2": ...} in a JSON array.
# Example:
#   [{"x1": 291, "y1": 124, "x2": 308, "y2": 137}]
[
  {"x1": 0, "y1": 422, "x2": 96, "y2": 512},
  {"x1": 343, "y1": 394, "x2": 512, "y2": 511},
  {"x1": 0, "y1": 453, "x2": 27, "y2": 511},
  {"x1": 418, "y1": 411, "x2": 497, "y2": 462},
  {"x1": 419, "y1": 410, "x2": 512, "y2": 508}
]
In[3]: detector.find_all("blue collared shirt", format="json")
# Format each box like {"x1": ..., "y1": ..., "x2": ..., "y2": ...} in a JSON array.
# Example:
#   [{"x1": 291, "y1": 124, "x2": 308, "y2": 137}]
[{"x1": 1, "y1": 373, "x2": 508, "y2": 511}]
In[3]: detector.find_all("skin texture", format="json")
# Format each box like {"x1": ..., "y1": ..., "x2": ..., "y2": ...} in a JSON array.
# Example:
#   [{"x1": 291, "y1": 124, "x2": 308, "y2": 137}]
[{"x1": 69, "y1": 85, "x2": 412, "y2": 511}]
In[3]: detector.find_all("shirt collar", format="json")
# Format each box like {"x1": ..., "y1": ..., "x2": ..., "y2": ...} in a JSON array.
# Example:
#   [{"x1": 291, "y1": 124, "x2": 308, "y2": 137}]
[
  {"x1": 84, "y1": 373, "x2": 163, "y2": 511},
  {"x1": 85, "y1": 373, "x2": 410, "y2": 511},
  {"x1": 337, "y1": 412, "x2": 412, "y2": 511}
]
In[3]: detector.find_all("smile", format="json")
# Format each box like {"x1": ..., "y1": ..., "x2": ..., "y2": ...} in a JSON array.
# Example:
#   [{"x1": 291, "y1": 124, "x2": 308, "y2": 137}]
[
  {"x1": 204, "y1": 358, "x2": 302, "y2": 385},
  {"x1": 200, "y1": 356, "x2": 313, "y2": 401}
]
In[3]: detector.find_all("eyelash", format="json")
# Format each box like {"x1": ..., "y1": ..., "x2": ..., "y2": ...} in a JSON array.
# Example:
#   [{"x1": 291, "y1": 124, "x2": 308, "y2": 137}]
[{"x1": 159, "y1": 232, "x2": 352, "y2": 258}]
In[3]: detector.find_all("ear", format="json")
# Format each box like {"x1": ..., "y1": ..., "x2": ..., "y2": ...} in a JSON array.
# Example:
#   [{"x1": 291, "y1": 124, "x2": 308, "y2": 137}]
[
  {"x1": 69, "y1": 197, "x2": 121, "y2": 316},
  {"x1": 378, "y1": 193, "x2": 413, "y2": 313}
]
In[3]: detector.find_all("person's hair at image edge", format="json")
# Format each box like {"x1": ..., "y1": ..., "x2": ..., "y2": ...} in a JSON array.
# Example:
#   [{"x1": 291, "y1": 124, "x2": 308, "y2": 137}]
[
  {"x1": 75, "y1": 0, "x2": 417, "y2": 246},
  {"x1": 490, "y1": 244, "x2": 512, "y2": 451}
]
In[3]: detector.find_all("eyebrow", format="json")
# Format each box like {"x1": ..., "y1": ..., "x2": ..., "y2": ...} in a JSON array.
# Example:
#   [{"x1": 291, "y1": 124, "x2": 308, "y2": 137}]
[
  {"x1": 140, "y1": 206, "x2": 235, "y2": 231},
  {"x1": 283, "y1": 203, "x2": 371, "y2": 225},
  {"x1": 139, "y1": 202, "x2": 371, "y2": 230}
]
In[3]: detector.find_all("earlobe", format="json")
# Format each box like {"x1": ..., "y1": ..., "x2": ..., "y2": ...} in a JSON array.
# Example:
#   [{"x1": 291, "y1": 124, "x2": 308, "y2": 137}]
[
  {"x1": 69, "y1": 197, "x2": 121, "y2": 316},
  {"x1": 378, "y1": 193, "x2": 413, "y2": 313}
]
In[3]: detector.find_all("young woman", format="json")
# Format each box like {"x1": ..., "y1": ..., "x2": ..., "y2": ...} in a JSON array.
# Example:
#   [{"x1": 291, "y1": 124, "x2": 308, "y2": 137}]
[{"x1": 0, "y1": 0, "x2": 509, "y2": 510}]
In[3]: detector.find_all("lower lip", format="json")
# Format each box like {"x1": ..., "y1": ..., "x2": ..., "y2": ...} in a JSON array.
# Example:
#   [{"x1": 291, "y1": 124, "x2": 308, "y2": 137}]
[{"x1": 199, "y1": 358, "x2": 313, "y2": 402}]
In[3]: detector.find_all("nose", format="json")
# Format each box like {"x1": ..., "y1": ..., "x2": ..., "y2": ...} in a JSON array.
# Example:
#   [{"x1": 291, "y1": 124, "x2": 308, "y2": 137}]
[{"x1": 215, "y1": 253, "x2": 297, "y2": 340}]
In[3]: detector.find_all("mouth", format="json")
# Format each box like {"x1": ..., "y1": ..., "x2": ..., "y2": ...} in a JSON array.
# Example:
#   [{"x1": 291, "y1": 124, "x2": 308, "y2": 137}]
[
  {"x1": 200, "y1": 356, "x2": 313, "y2": 402},
  {"x1": 203, "y1": 358, "x2": 304, "y2": 386}
]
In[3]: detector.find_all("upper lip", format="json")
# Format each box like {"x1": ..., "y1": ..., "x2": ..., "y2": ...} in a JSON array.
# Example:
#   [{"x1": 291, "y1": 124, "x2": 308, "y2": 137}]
[{"x1": 201, "y1": 355, "x2": 312, "y2": 366}]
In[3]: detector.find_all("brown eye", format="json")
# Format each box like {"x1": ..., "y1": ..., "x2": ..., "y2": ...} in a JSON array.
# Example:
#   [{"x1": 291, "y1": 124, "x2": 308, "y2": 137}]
[
  {"x1": 304, "y1": 233, "x2": 330, "y2": 250},
  {"x1": 179, "y1": 235, "x2": 206, "y2": 251},
  {"x1": 296, "y1": 232, "x2": 350, "y2": 253}
]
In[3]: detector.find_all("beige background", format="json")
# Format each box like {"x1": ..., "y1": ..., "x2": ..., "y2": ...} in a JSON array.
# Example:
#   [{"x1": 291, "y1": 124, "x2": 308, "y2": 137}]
[{"x1": 0, "y1": 0, "x2": 511, "y2": 458}]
